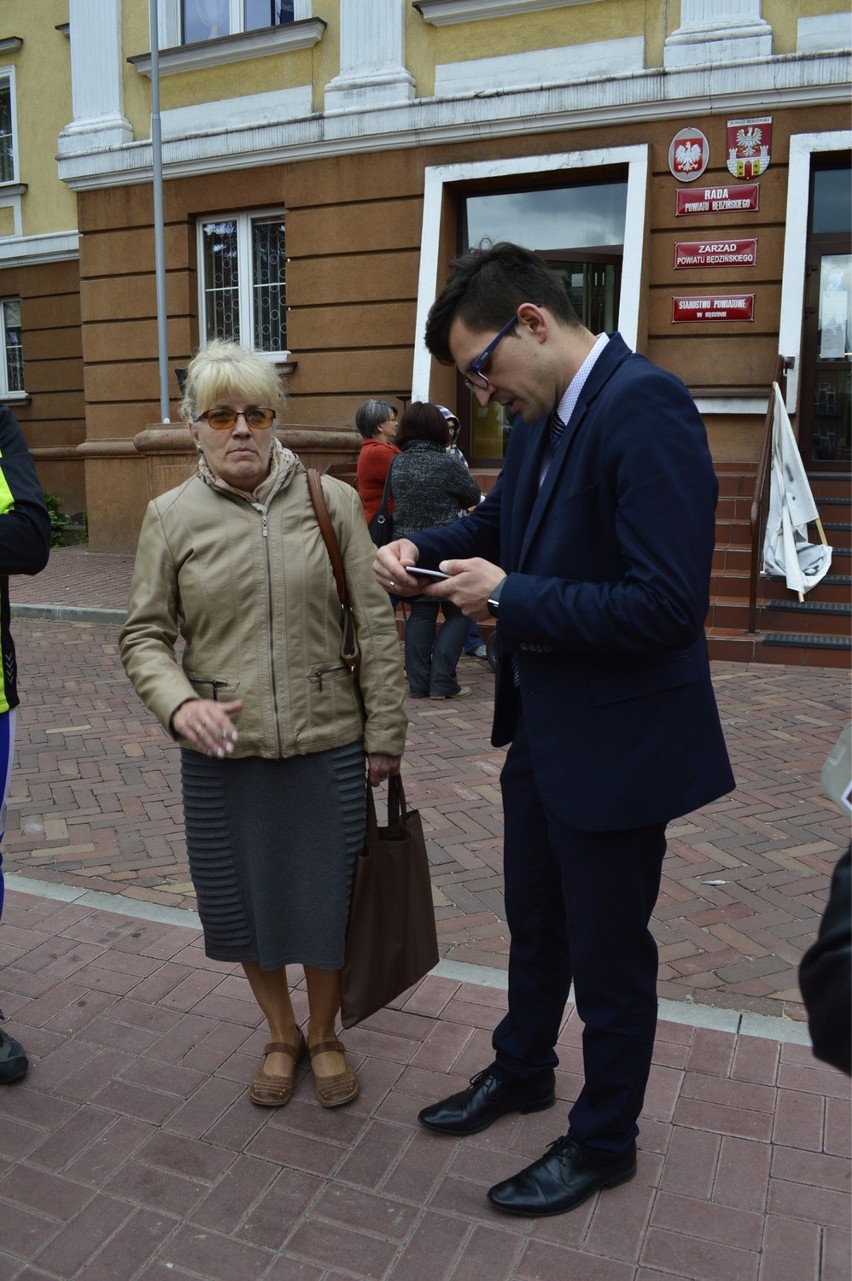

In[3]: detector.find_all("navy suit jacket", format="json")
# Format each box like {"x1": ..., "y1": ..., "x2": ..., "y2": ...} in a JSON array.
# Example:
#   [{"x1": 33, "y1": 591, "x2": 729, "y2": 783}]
[{"x1": 414, "y1": 333, "x2": 735, "y2": 831}]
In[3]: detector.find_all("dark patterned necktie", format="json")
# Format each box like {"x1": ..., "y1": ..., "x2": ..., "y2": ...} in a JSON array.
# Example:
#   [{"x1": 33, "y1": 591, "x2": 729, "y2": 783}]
[{"x1": 550, "y1": 411, "x2": 566, "y2": 449}]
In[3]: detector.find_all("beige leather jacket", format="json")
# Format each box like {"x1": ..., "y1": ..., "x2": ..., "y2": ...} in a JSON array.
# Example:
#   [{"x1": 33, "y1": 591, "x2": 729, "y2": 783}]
[{"x1": 120, "y1": 456, "x2": 407, "y2": 760}]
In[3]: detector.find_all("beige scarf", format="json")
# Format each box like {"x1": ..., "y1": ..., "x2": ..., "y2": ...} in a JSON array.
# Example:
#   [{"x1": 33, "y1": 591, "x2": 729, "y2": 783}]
[{"x1": 196, "y1": 435, "x2": 299, "y2": 506}]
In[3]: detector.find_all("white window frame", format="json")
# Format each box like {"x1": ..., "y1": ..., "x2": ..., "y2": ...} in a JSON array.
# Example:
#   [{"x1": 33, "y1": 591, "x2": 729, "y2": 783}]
[
  {"x1": 0, "y1": 297, "x2": 25, "y2": 398},
  {"x1": 0, "y1": 67, "x2": 19, "y2": 187},
  {"x1": 412, "y1": 146, "x2": 648, "y2": 400},
  {"x1": 196, "y1": 209, "x2": 289, "y2": 359},
  {"x1": 158, "y1": 0, "x2": 312, "y2": 47}
]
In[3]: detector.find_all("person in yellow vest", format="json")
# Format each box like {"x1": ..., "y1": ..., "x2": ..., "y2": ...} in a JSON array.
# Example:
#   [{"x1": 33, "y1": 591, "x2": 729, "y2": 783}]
[{"x1": 0, "y1": 407, "x2": 50, "y2": 1084}]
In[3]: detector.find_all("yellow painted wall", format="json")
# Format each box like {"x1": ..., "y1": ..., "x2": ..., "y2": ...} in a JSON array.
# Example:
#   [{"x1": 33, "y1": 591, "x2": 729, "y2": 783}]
[
  {"x1": 121, "y1": 1, "x2": 338, "y2": 138},
  {"x1": 116, "y1": 2, "x2": 850, "y2": 135},
  {"x1": 409, "y1": 0, "x2": 661, "y2": 96},
  {"x1": 765, "y1": 0, "x2": 851, "y2": 52},
  {"x1": 5, "y1": 0, "x2": 76, "y2": 235}
]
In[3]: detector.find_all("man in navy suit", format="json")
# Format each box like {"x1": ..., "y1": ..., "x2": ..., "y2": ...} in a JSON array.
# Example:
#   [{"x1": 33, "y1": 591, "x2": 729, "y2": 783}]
[{"x1": 376, "y1": 242, "x2": 735, "y2": 1218}]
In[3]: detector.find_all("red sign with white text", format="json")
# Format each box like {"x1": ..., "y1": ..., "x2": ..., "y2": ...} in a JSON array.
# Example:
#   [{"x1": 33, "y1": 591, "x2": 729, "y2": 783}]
[
  {"x1": 675, "y1": 183, "x2": 760, "y2": 215},
  {"x1": 674, "y1": 239, "x2": 757, "y2": 269},
  {"x1": 672, "y1": 295, "x2": 755, "y2": 323}
]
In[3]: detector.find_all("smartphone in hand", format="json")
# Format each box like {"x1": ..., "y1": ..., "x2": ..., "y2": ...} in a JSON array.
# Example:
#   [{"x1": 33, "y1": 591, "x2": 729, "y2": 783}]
[{"x1": 403, "y1": 566, "x2": 450, "y2": 581}]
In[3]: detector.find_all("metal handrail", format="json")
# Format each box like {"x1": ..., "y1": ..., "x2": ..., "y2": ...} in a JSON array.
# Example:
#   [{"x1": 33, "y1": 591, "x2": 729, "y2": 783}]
[{"x1": 747, "y1": 355, "x2": 794, "y2": 633}]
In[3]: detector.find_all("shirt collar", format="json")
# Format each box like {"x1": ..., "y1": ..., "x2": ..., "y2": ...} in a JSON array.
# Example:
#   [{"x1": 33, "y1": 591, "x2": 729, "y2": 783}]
[{"x1": 555, "y1": 332, "x2": 609, "y2": 426}]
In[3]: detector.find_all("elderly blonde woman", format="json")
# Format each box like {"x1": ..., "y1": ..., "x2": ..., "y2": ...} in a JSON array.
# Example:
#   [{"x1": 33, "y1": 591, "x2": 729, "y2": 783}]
[{"x1": 120, "y1": 340, "x2": 407, "y2": 1109}]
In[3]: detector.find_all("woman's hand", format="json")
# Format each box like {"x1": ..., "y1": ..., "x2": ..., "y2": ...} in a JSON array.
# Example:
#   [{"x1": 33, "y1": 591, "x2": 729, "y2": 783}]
[
  {"x1": 172, "y1": 698, "x2": 243, "y2": 758},
  {"x1": 373, "y1": 540, "x2": 424, "y2": 596},
  {"x1": 367, "y1": 753, "x2": 402, "y2": 786}
]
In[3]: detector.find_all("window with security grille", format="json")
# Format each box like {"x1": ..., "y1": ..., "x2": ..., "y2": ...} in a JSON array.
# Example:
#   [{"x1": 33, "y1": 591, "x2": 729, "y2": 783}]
[
  {"x1": 0, "y1": 299, "x2": 24, "y2": 394},
  {"x1": 198, "y1": 212, "x2": 287, "y2": 356}
]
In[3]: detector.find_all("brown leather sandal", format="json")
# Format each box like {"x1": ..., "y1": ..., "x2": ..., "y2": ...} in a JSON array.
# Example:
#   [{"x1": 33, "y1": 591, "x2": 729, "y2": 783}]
[
  {"x1": 249, "y1": 1031, "x2": 306, "y2": 1107},
  {"x1": 309, "y1": 1037, "x2": 359, "y2": 1108}
]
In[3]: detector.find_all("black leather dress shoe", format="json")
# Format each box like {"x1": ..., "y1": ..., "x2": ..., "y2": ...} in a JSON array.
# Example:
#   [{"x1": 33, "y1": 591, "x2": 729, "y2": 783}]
[
  {"x1": 487, "y1": 1136, "x2": 636, "y2": 1217},
  {"x1": 418, "y1": 1068, "x2": 556, "y2": 1136}
]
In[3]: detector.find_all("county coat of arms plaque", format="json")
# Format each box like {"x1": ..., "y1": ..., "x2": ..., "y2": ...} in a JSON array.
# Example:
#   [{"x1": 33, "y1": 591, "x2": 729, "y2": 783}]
[{"x1": 727, "y1": 116, "x2": 772, "y2": 178}]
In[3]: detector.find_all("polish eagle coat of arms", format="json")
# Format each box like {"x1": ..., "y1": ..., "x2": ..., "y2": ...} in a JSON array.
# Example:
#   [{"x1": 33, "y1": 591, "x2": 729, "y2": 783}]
[{"x1": 668, "y1": 128, "x2": 710, "y2": 182}]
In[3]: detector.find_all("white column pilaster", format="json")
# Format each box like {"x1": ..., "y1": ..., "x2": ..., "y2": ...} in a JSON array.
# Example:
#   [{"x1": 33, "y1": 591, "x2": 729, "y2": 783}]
[
  {"x1": 664, "y1": 0, "x2": 773, "y2": 69},
  {"x1": 325, "y1": 0, "x2": 414, "y2": 111},
  {"x1": 58, "y1": 0, "x2": 133, "y2": 156}
]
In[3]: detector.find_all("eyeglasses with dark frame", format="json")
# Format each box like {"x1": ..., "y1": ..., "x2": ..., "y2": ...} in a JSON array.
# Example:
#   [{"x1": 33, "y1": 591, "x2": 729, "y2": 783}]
[
  {"x1": 196, "y1": 406, "x2": 276, "y2": 431},
  {"x1": 463, "y1": 313, "x2": 521, "y2": 391}
]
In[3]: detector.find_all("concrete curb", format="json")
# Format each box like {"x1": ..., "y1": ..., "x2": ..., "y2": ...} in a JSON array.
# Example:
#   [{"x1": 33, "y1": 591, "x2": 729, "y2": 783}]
[
  {"x1": 5, "y1": 872, "x2": 812, "y2": 1047},
  {"x1": 11, "y1": 604, "x2": 126, "y2": 624}
]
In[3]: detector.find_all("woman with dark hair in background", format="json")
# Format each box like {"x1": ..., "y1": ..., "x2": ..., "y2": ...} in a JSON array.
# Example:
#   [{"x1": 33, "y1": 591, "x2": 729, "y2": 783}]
[
  {"x1": 390, "y1": 402, "x2": 481, "y2": 699},
  {"x1": 355, "y1": 399, "x2": 399, "y2": 529}
]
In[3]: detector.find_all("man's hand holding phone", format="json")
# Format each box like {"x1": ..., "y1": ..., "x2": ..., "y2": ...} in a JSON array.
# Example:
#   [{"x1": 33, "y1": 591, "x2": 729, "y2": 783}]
[
  {"x1": 402, "y1": 566, "x2": 450, "y2": 582},
  {"x1": 373, "y1": 541, "x2": 506, "y2": 619}
]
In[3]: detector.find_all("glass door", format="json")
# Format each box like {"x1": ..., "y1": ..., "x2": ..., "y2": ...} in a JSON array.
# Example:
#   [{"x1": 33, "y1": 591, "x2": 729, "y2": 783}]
[
  {"x1": 460, "y1": 180, "x2": 627, "y2": 464},
  {"x1": 799, "y1": 162, "x2": 851, "y2": 469}
]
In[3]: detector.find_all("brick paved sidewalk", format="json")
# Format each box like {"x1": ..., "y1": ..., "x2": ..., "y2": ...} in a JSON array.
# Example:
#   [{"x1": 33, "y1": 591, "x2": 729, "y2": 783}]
[
  {"x1": 1, "y1": 547, "x2": 849, "y2": 1279},
  {"x1": 0, "y1": 883, "x2": 849, "y2": 1281},
  {"x1": 8, "y1": 549, "x2": 851, "y2": 1022}
]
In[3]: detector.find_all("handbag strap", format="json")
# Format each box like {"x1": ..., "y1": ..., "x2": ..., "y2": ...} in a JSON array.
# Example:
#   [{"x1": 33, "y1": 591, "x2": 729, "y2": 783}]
[
  {"x1": 306, "y1": 469, "x2": 357, "y2": 670},
  {"x1": 378, "y1": 455, "x2": 396, "y2": 508},
  {"x1": 386, "y1": 773, "x2": 408, "y2": 827},
  {"x1": 366, "y1": 773, "x2": 409, "y2": 843},
  {"x1": 307, "y1": 469, "x2": 350, "y2": 608}
]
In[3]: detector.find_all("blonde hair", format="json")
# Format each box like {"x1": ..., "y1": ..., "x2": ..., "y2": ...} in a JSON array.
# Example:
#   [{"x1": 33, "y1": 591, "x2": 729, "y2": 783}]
[{"x1": 180, "y1": 339, "x2": 285, "y2": 422}]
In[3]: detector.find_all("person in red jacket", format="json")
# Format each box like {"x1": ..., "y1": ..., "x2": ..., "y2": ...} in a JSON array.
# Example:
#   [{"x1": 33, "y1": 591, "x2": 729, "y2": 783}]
[{"x1": 355, "y1": 400, "x2": 399, "y2": 529}]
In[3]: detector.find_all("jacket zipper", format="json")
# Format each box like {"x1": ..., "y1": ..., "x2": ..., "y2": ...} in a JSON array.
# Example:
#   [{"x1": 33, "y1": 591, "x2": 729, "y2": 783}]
[
  {"x1": 253, "y1": 501, "x2": 282, "y2": 756},
  {"x1": 189, "y1": 677, "x2": 228, "y2": 701},
  {"x1": 311, "y1": 661, "x2": 348, "y2": 693}
]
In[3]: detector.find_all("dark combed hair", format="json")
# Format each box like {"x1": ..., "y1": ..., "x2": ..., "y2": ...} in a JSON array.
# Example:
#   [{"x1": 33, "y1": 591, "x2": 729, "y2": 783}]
[
  {"x1": 354, "y1": 399, "x2": 397, "y2": 440},
  {"x1": 424, "y1": 240, "x2": 580, "y2": 365},
  {"x1": 396, "y1": 401, "x2": 451, "y2": 449}
]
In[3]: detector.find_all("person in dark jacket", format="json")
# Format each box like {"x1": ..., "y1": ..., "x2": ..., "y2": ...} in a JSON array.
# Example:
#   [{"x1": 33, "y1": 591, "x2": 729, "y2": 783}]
[
  {"x1": 375, "y1": 242, "x2": 734, "y2": 1218},
  {"x1": 0, "y1": 407, "x2": 51, "y2": 1084},
  {"x1": 435, "y1": 404, "x2": 489, "y2": 660},
  {"x1": 391, "y1": 402, "x2": 481, "y2": 699},
  {"x1": 799, "y1": 845, "x2": 851, "y2": 1075}
]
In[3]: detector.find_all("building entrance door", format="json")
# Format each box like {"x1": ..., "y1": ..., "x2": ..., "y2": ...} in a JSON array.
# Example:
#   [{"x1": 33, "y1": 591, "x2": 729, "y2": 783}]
[
  {"x1": 460, "y1": 180, "x2": 627, "y2": 464},
  {"x1": 798, "y1": 161, "x2": 851, "y2": 470}
]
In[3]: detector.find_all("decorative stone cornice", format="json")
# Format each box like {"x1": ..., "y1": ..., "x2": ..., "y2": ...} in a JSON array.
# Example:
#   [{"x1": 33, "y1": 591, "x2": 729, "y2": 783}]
[
  {"x1": 0, "y1": 38, "x2": 23, "y2": 54},
  {"x1": 413, "y1": 0, "x2": 596, "y2": 22},
  {"x1": 57, "y1": 49, "x2": 852, "y2": 190},
  {"x1": 129, "y1": 18, "x2": 326, "y2": 77},
  {"x1": 0, "y1": 229, "x2": 77, "y2": 265}
]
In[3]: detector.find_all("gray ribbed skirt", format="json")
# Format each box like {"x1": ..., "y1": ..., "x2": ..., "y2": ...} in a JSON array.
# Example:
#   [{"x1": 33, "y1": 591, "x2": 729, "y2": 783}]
[{"x1": 180, "y1": 741, "x2": 366, "y2": 971}]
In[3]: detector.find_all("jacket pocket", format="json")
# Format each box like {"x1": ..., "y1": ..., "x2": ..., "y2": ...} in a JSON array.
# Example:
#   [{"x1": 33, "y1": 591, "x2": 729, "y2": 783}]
[
  {"x1": 308, "y1": 662, "x2": 351, "y2": 695},
  {"x1": 185, "y1": 673, "x2": 241, "y2": 701},
  {"x1": 589, "y1": 655, "x2": 697, "y2": 707}
]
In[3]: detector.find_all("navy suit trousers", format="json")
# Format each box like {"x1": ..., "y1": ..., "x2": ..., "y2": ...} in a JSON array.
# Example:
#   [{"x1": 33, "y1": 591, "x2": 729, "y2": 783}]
[{"x1": 493, "y1": 717, "x2": 667, "y2": 1157}]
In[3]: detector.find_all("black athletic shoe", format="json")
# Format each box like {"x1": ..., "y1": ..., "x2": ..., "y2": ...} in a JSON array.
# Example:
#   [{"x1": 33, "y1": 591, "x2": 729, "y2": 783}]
[{"x1": 0, "y1": 1027, "x2": 28, "y2": 1084}]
